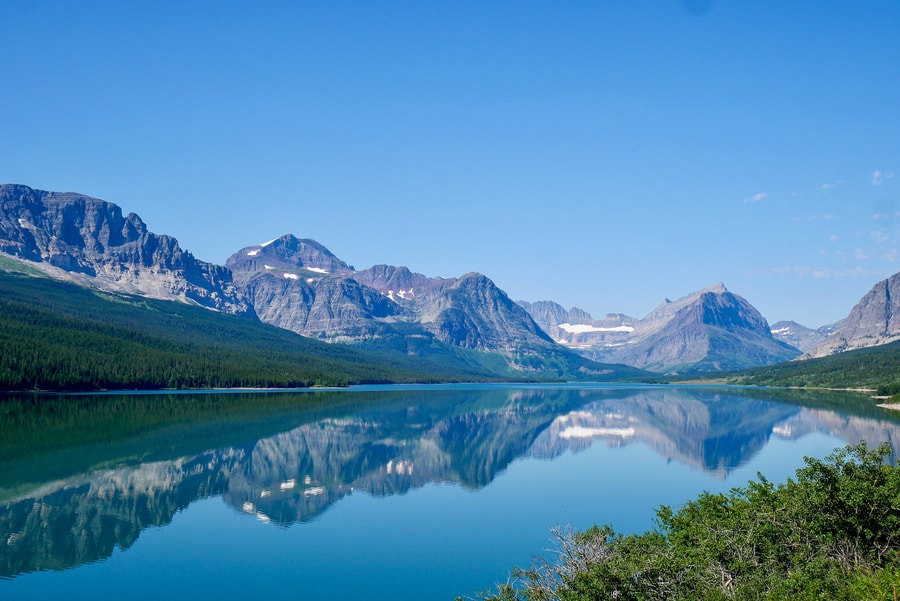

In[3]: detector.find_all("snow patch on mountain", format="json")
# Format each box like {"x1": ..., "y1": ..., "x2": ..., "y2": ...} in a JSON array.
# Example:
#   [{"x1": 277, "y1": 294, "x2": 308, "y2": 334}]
[
  {"x1": 385, "y1": 288, "x2": 415, "y2": 301},
  {"x1": 558, "y1": 323, "x2": 634, "y2": 334}
]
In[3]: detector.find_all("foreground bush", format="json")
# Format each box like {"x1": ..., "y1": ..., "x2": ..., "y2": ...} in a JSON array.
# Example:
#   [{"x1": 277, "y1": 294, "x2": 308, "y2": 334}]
[{"x1": 468, "y1": 442, "x2": 900, "y2": 601}]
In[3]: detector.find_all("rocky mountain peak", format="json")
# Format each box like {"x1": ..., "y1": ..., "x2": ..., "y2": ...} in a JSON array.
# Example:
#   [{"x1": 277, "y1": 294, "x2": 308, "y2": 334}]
[
  {"x1": 702, "y1": 282, "x2": 728, "y2": 294},
  {"x1": 352, "y1": 264, "x2": 456, "y2": 303},
  {"x1": 770, "y1": 320, "x2": 837, "y2": 354},
  {"x1": 806, "y1": 272, "x2": 900, "y2": 357},
  {"x1": 227, "y1": 234, "x2": 354, "y2": 279},
  {"x1": 0, "y1": 184, "x2": 252, "y2": 315},
  {"x1": 695, "y1": 289, "x2": 769, "y2": 332},
  {"x1": 521, "y1": 282, "x2": 798, "y2": 373},
  {"x1": 2, "y1": 185, "x2": 151, "y2": 265},
  {"x1": 516, "y1": 300, "x2": 570, "y2": 327},
  {"x1": 220, "y1": 235, "x2": 564, "y2": 361},
  {"x1": 643, "y1": 283, "x2": 739, "y2": 331},
  {"x1": 422, "y1": 272, "x2": 554, "y2": 351}
]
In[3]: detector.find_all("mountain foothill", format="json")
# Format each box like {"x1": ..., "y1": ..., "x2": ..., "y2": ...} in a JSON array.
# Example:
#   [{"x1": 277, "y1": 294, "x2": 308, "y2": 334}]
[{"x1": 2, "y1": 183, "x2": 898, "y2": 390}]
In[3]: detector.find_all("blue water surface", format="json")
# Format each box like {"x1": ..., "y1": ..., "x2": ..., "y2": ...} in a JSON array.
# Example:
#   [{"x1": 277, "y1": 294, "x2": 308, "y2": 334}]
[{"x1": 0, "y1": 384, "x2": 894, "y2": 600}]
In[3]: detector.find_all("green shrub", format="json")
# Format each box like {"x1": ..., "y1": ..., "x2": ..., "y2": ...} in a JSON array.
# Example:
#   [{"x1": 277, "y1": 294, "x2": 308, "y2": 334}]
[{"x1": 470, "y1": 442, "x2": 900, "y2": 601}]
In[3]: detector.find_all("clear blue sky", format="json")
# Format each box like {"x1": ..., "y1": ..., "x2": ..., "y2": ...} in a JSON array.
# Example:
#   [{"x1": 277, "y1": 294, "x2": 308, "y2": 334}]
[{"x1": 2, "y1": 1, "x2": 898, "y2": 327}]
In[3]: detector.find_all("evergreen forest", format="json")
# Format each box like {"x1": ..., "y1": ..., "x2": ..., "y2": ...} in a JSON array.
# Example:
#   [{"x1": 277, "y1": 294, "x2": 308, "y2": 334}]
[{"x1": 0, "y1": 270, "x2": 495, "y2": 390}]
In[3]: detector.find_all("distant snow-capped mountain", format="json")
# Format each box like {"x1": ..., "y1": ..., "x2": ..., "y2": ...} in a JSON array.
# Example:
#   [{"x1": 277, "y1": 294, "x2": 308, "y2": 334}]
[
  {"x1": 22, "y1": 182, "x2": 900, "y2": 375},
  {"x1": 226, "y1": 234, "x2": 559, "y2": 355},
  {"x1": 769, "y1": 320, "x2": 842, "y2": 354},
  {"x1": 521, "y1": 283, "x2": 801, "y2": 373},
  {"x1": 0, "y1": 184, "x2": 605, "y2": 377}
]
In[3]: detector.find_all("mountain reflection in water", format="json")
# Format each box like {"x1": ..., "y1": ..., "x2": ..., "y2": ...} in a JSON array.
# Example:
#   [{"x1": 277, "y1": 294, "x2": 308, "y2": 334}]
[{"x1": 1, "y1": 384, "x2": 898, "y2": 580}]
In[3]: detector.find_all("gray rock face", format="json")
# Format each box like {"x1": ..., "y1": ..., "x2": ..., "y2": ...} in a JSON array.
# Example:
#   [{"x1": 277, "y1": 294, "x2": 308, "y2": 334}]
[
  {"x1": 0, "y1": 184, "x2": 252, "y2": 315},
  {"x1": 770, "y1": 320, "x2": 840, "y2": 353},
  {"x1": 806, "y1": 273, "x2": 900, "y2": 357},
  {"x1": 238, "y1": 268, "x2": 404, "y2": 342},
  {"x1": 353, "y1": 264, "x2": 456, "y2": 304},
  {"x1": 421, "y1": 273, "x2": 554, "y2": 352},
  {"x1": 228, "y1": 234, "x2": 355, "y2": 286},
  {"x1": 14, "y1": 184, "x2": 807, "y2": 375},
  {"x1": 522, "y1": 283, "x2": 801, "y2": 373},
  {"x1": 611, "y1": 288, "x2": 800, "y2": 372},
  {"x1": 517, "y1": 300, "x2": 571, "y2": 327},
  {"x1": 518, "y1": 299, "x2": 638, "y2": 350},
  {"x1": 226, "y1": 235, "x2": 400, "y2": 341},
  {"x1": 0, "y1": 185, "x2": 587, "y2": 371},
  {"x1": 227, "y1": 236, "x2": 556, "y2": 355}
]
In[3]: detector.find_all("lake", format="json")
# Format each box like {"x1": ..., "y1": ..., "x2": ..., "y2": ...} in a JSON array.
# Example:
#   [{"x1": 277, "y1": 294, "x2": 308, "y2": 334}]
[{"x1": 2, "y1": 383, "x2": 899, "y2": 600}]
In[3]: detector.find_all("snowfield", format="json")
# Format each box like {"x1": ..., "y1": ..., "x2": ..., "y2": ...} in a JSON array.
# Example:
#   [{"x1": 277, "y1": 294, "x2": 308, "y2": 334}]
[{"x1": 557, "y1": 323, "x2": 634, "y2": 334}]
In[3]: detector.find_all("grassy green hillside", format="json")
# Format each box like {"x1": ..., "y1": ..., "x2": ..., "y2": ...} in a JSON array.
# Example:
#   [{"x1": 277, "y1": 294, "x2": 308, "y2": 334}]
[{"x1": 681, "y1": 340, "x2": 900, "y2": 395}]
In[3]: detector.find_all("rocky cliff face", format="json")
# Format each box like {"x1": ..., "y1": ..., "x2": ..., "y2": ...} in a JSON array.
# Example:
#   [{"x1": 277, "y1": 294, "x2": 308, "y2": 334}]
[
  {"x1": 227, "y1": 234, "x2": 355, "y2": 286},
  {"x1": 227, "y1": 236, "x2": 402, "y2": 341},
  {"x1": 770, "y1": 320, "x2": 840, "y2": 353},
  {"x1": 619, "y1": 287, "x2": 799, "y2": 373},
  {"x1": 522, "y1": 283, "x2": 800, "y2": 373},
  {"x1": 517, "y1": 300, "x2": 638, "y2": 350},
  {"x1": 806, "y1": 273, "x2": 900, "y2": 358},
  {"x1": 421, "y1": 273, "x2": 555, "y2": 352},
  {"x1": 0, "y1": 184, "x2": 251, "y2": 315},
  {"x1": 352, "y1": 263, "x2": 456, "y2": 304},
  {"x1": 517, "y1": 300, "x2": 572, "y2": 327},
  {"x1": 0, "y1": 186, "x2": 572, "y2": 370},
  {"x1": 240, "y1": 274, "x2": 402, "y2": 341},
  {"x1": 227, "y1": 236, "x2": 559, "y2": 356}
]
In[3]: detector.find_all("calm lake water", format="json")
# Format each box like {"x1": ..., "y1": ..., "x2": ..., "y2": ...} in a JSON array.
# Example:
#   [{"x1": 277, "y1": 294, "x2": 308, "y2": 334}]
[{"x1": 2, "y1": 383, "x2": 899, "y2": 600}]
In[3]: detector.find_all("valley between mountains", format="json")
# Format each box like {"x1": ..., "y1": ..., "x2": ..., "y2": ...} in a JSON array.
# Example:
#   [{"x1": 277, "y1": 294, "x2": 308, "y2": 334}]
[{"x1": 3, "y1": 183, "x2": 900, "y2": 391}]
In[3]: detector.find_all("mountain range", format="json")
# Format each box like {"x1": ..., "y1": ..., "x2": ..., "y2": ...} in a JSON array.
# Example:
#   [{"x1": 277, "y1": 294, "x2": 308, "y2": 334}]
[
  {"x1": 801, "y1": 272, "x2": 900, "y2": 358},
  {"x1": 521, "y1": 272, "x2": 900, "y2": 373},
  {"x1": 224, "y1": 234, "x2": 555, "y2": 355},
  {"x1": 525, "y1": 270, "x2": 900, "y2": 372},
  {"x1": 0, "y1": 184, "x2": 624, "y2": 384},
  {"x1": 3, "y1": 182, "x2": 900, "y2": 382},
  {"x1": 519, "y1": 283, "x2": 801, "y2": 373},
  {"x1": 0, "y1": 184, "x2": 251, "y2": 315},
  {"x1": 769, "y1": 320, "x2": 842, "y2": 354}
]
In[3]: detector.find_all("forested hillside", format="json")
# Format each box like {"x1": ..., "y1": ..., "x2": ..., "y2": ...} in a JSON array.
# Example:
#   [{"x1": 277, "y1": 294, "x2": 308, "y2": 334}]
[
  {"x1": 706, "y1": 341, "x2": 900, "y2": 395},
  {"x1": 0, "y1": 269, "x2": 497, "y2": 390}
]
